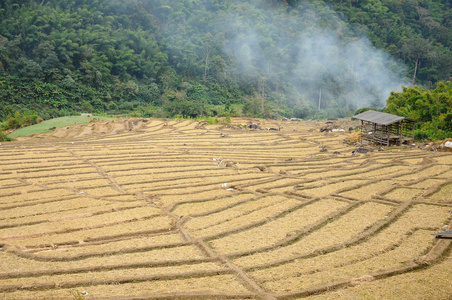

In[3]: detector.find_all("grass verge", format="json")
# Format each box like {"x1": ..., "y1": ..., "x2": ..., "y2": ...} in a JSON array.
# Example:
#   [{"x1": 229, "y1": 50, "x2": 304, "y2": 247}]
[{"x1": 8, "y1": 116, "x2": 112, "y2": 138}]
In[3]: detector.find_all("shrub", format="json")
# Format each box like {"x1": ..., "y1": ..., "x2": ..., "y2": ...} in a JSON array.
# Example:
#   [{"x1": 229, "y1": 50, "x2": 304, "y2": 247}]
[
  {"x1": 7, "y1": 112, "x2": 22, "y2": 129},
  {"x1": 0, "y1": 131, "x2": 12, "y2": 142},
  {"x1": 206, "y1": 117, "x2": 218, "y2": 124},
  {"x1": 81, "y1": 102, "x2": 94, "y2": 113},
  {"x1": 384, "y1": 81, "x2": 452, "y2": 140},
  {"x1": 4, "y1": 111, "x2": 42, "y2": 130},
  {"x1": 414, "y1": 130, "x2": 429, "y2": 141}
]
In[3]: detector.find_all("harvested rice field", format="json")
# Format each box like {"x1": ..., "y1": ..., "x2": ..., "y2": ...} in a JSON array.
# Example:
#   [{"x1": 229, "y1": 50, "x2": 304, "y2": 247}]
[{"x1": 0, "y1": 117, "x2": 451, "y2": 300}]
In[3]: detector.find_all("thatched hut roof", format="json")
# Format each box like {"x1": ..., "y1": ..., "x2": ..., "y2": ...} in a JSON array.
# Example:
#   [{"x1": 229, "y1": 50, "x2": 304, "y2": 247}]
[{"x1": 353, "y1": 110, "x2": 405, "y2": 126}]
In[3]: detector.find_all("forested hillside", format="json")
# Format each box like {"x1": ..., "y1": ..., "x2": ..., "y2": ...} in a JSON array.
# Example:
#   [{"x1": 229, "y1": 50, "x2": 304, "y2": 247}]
[{"x1": 0, "y1": 0, "x2": 451, "y2": 121}]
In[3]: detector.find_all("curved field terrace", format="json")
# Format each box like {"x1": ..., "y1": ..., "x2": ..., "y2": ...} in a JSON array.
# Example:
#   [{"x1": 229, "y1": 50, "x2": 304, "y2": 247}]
[{"x1": 0, "y1": 118, "x2": 451, "y2": 299}]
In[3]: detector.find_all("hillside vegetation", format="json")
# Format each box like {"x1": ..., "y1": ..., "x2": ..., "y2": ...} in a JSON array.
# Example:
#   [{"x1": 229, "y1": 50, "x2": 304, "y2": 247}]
[
  {"x1": 0, "y1": 0, "x2": 451, "y2": 126},
  {"x1": 7, "y1": 115, "x2": 112, "y2": 138},
  {"x1": 385, "y1": 81, "x2": 452, "y2": 140}
]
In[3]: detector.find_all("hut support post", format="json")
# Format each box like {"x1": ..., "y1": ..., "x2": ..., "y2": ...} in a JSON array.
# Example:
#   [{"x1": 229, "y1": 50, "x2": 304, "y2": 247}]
[
  {"x1": 386, "y1": 125, "x2": 389, "y2": 146},
  {"x1": 372, "y1": 123, "x2": 376, "y2": 144},
  {"x1": 360, "y1": 120, "x2": 364, "y2": 145},
  {"x1": 400, "y1": 122, "x2": 404, "y2": 144}
]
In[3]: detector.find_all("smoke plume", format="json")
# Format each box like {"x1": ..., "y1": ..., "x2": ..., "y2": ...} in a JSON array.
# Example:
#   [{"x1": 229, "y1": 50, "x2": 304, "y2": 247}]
[{"x1": 223, "y1": 1, "x2": 407, "y2": 116}]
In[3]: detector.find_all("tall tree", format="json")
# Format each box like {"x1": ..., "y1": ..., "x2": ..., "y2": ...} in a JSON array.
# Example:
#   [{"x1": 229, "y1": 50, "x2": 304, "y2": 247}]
[{"x1": 401, "y1": 36, "x2": 432, "y2": 85}]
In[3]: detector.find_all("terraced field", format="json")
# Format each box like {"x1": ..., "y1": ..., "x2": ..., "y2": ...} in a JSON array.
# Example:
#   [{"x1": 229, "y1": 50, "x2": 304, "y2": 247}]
[{"x1": 0, "y1": 117, "x2": 451, "y2": 299}]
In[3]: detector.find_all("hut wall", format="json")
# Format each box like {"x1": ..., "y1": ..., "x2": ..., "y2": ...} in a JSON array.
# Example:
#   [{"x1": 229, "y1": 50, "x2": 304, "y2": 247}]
[
  {"x1": 360, "y1": 121, "x2": 391, "y2": 145},
  {"x1": 360, "y1": 121, "x2": 405, "y2": 146}
]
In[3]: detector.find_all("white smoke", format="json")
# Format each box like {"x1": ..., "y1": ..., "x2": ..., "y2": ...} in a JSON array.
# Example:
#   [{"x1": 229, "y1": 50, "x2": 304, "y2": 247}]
[{"x1": 223, "y1": 1, "x2": 407, "y2": 115}]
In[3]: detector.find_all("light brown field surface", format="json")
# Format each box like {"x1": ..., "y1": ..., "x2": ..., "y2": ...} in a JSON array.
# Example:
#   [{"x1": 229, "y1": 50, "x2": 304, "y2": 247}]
[{"x1": 0, "y1": 117, "x2": 451, "y2": 299}]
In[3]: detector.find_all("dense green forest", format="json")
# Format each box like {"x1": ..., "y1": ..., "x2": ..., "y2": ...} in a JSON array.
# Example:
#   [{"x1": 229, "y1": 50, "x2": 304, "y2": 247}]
[
  {"x1": 0, "y1": 0, "x2": 451, "y2": 127},
  {"x1": 385, "y1": 81, "x2": 452, "y2": 140}
]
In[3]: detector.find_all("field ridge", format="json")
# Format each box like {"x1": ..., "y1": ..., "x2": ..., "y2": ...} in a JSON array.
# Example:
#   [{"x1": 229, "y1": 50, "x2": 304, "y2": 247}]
[{"x1": 0, "y1": 118, "x2": 451, "y2": 299}]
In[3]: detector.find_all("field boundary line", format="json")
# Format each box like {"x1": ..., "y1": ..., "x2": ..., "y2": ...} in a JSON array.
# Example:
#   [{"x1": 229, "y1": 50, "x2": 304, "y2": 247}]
[
  {"x1": 196, "y1": 239, "x2": 276, "y2": 300},
  {"x1": 66, "y1": 149, "x2": 126, "y2": 194},
  {"x1": 244, "y1": 201, "x2": 412, "y2": 271},
  {"x1": 275, "y1": 237, "x2": 452, "y2": 299},
  {"x1": 0, "y1": 257, "x2": 217, "y2": 280},
  {"x1": 226, "y1": 200, "x2": 362, "y2": 260}
]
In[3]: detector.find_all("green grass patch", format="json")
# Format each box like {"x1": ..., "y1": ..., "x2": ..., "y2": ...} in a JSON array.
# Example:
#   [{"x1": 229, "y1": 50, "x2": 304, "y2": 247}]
[{"x1": 8, "y1": 116, "x2": 112, "y2": 138}]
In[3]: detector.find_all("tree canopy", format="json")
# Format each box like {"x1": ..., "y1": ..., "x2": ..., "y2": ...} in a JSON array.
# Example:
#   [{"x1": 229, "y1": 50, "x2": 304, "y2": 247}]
[
  {"x1": 385, "y1": 81, "x2": 452, "y2": 139},
  {"x1": 0, "y1": 0, "x2": 450, "y2": 121}
]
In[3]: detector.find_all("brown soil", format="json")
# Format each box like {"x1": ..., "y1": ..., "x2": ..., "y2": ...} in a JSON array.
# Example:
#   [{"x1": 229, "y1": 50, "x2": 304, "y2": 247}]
[{"x1": 0, "y1": 117, "x2": 451, "y2": 299}]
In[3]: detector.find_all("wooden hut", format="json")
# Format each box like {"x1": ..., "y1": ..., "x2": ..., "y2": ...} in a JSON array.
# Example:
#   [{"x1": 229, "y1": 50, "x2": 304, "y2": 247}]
[{"x1": 353, "y1": 110, "x2": 418, "y2": 146}]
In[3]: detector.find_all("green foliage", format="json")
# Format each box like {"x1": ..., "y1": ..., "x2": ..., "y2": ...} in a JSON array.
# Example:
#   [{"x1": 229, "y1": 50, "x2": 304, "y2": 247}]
[
  {"x1": 325, "y1": 0, "x2": 452, "y2": 86},
  {"x1": 8, "y1": 116, "x2": 112, "y2": 138},
  {"x1": 0, "y1": 0, "x2": 450, "y2": 122},
  {"x1": 292, "y1": 105, "x2": 314, "y2": 119},
  {"x1": 81, "y1": 102, "x2": 94, "y2": 113},
  {"x1": 354, "y1": 107, "x2": 384, "y2": 115},
  {"x1": 2, "y1": 111, "x2": 42, "y2": 130},
  {"x1": 132, "y1": 103, "x2": 166, "y2": 118},
  {"x1": 0, "y1": 131, "x2": 12, "y2": 142},
  {"x1": 205, "y1": 117, "x2": 218, "y2": 124},
  {"x1": 385, "y1": 81, "x2": 452, "y2": 140},
  {"x1": 69, "y1": 290, "x2": 86, "y2": 300}
]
